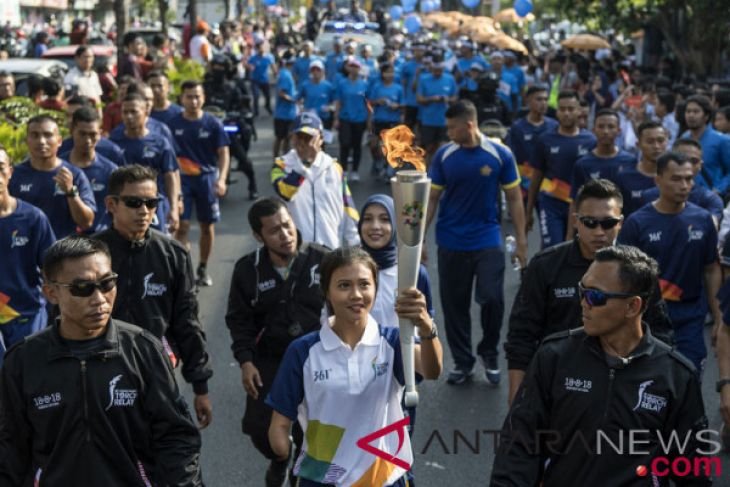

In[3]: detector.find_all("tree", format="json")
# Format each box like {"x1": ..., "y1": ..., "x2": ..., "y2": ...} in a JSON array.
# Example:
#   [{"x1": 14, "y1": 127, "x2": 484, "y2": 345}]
[
  {"x1": 544, "y1": 0, "x2": 730, "y2": 77},
  {"x1": 114, "y1": 0, "x2": 129, "y2": 72}
]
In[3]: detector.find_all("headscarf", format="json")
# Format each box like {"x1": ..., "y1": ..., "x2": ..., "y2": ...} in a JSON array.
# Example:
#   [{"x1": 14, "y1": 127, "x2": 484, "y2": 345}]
[{"x1": 358, "y1": 194, "x2": 397, "y2": 270}]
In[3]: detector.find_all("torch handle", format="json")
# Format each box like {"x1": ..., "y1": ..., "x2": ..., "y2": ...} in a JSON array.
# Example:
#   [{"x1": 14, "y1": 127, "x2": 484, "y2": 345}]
[{"x1": 398, "y1": 243, "x2": 422, "y2": 407}]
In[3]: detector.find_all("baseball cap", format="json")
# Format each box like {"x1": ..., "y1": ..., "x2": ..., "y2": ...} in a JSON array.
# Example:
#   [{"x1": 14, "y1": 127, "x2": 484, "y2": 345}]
[
  {"x1": 490, "y1": 51, "x2": 505, "y2": 59},
  {"x1": 503, "y1": 50, "x2": 517, "y2": 59},
  {"x1": 292, "y1": 112, "x2": 323, "y2": 136},
  {"x1": 347, "y1": 57, "x2": 362, "y2": 68},
  {"x1": 470, "y1": 62, "x2": 485, "y2": 72},
  {"x1": 309, "y1": 59, "x2": 325, "y2": 71}
]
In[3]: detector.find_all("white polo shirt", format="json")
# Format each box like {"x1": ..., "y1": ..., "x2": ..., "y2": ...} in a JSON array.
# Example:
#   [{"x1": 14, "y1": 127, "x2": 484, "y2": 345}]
[
  {"x1": 267, "y1": 315, "x2": 411, "y2": 486},
  {"x1": 63, "y1": 67, "x2": 103, "y2": 101}
]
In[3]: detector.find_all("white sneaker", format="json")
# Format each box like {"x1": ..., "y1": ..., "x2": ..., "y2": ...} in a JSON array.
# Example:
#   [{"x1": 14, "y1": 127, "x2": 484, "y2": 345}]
[{"x1": 349, "y1": 171, "x2": 360, "y2": 182}]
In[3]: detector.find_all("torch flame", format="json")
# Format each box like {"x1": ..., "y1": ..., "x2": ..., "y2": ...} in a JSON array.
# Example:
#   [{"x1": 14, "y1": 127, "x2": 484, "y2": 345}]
[{"x1": 381, "y1": 125, "x2": 426, "y2": 173}]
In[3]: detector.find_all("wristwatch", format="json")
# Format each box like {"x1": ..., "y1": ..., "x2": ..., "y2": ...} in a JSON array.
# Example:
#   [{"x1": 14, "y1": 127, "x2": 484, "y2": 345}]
[
  {"x1": 65, "y1": 185, "x2": 79, "y2": 197},
  {"x1": 716, "y1": 378, "x2": 730, "y2": 393},
  {"x1": 421, "y1": 322, "x2": 438, "y2": 340}
]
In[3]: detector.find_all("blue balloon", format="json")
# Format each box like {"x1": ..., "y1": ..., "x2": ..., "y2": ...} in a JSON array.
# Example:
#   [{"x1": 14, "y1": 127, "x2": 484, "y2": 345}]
[
  {"x1": 402, "y1": 0, "x2": 417, "y2": 10},
  {"x1": 403, "y1": 3, "x2": 415, "y2": 13},
  {"x1": 432, "y1": 0, "x2": 441, "y2": 10},
  {"x1": 404, "y1": 14, "x2": 422, "y2": 34},
  {"x1": 514, "y1": 0, "x2": 533, "y2": 17},
  {"x1": 390, "y1": 5, "x2": 403, "y2": 20},
  {"x1": 420, "y1": 0, "x2": 432, "y2": 13},
  {"x1": 263, "y1": 0, "x2": 277, "y2": 6},
  {"x1": 460, "y1": 0, "x2": 480, "y2": 9}
]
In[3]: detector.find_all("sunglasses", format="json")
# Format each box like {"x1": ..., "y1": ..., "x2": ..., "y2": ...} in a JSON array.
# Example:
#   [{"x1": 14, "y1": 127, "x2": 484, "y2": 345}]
[
  {"x1": 577, "y1": 282, "x2": 639, "y2": 307},
  {"x1": 51, "y1": 273, "x2": 118, "y2": 297},
  {"x1": 115, "y1": 196, "x2": 161, "y2": 209},
  {"x1": 687, "y1": 157, "x2": 702, "y2": 165},
  {"x1": 577, "y1": 215, "x2": 622, "y2": 230}
]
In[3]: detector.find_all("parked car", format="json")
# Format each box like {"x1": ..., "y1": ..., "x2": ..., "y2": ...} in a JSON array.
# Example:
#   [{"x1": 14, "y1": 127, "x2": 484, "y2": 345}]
[
  {"x1": 42, "y1": 44, "x2": 117, "y2": 77},
  {"x1": 315, "y1": 21, "x2": 385, "y2": 57},
  {"x1": 0, "y1": 59, "x2": 68, "y2": 97}
]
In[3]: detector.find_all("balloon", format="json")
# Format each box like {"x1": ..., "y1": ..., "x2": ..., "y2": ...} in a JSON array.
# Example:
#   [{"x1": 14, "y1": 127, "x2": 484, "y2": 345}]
[
  {"x1": 390, "y1": 5, "x2": 403, "y2": 20},
  {"x1": 514, "y1": 0, "x2": 533, "y2": 17},
  {"x1": 404, "y1": 14, "x2": 422, "y2": 34},
  {"x1": 263, "y1": 0, "x2": 277, "y2": 6},
  {"x1": 403, "y1": 2, "x2": 415, "y2": 13},
  {"x1": 460, "y1": 0, "x2": 479, "y2": 8},
  {"x1": 420, "y1": 0, "x2": 432, "y2": 13},
  {"x1": 431, "y1": 0, "x2": 441, "y2": 10}
]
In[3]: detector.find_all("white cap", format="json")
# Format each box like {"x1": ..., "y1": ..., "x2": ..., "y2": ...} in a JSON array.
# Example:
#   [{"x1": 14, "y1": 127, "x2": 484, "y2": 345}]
[{"x1": 309, "y1": 59, "x2": 325, "y2": 71}]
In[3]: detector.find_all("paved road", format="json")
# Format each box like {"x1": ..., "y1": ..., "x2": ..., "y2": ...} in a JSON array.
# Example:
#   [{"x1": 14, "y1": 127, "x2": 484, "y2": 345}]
[{"x1": 178, "y1": 114, "x2": 730, "y2": 486}]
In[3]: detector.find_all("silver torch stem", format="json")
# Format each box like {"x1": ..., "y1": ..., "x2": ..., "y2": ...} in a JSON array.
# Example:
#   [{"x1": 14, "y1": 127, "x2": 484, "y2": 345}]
[{"x1": 391, "y1": 170, "x2": 431, "y2": 407}]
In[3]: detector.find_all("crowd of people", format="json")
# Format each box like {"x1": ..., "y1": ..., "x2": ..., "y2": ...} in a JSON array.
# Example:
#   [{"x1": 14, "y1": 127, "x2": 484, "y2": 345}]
[{"x1": 2, "y1": 4, "x2": 730, "y2": 486}]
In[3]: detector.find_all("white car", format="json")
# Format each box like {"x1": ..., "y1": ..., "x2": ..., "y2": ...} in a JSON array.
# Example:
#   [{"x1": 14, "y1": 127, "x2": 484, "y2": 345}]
[
  {"x1": 0, "y1": 59, "x2": 69, "y2": 97},
  {"x1": 315, "y1": 21, "x2": 385, "y2": 57}
]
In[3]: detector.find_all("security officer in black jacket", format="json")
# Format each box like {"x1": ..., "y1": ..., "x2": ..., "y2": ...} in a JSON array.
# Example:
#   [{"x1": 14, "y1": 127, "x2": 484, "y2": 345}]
[
  {"x1": 492, "y1": 245, "x2": 711, "y2": 487},
  {"x1": 94, "y1": 164, "x2": 213, "y2": 428},
  {"x1": 0, "y1": 236, "x2": 202, "y2": 486},
  {"x1": 506, "y1": 179, "x2": 672, "y2": 403},
  {"x1": 225, "y1": 197, "x2": 328, "y2": 486}
]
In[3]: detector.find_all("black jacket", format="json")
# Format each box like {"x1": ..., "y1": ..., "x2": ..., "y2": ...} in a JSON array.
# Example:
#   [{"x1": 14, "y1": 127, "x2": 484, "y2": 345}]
[
  {"x1": 226, "y1": 240, "x2": 328, "y2": 364},
  {"x1": 505, "y1": 239, "x2": 673, "y2": 371},
  {"x1": 0, "y1": 319, "x2": 203, "y2": 486},
  {"x1": 95, "y1": 228, "x2": 212, "y2": 394},
  {"x1": 492, "y1": 326, "x2": 711, "y2": 486}
]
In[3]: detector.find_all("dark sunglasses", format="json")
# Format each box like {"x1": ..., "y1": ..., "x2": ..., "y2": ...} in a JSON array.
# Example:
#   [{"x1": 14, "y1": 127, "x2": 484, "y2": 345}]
[
  {"x1": 577, "y1": 282, "x2": 638, "y2": 307},
  {"x1": 115, "y1": 196, "x2": 161, "y2": 209},
  {"x1": 577, "y1": 215, "x2": 622, "y2": 230},
  {"x1": 687, "y1": 157, "x2": 702, "y2": 165},
  {"x1": 51, "y1": 274, "x2": 118, "y2": 297}
]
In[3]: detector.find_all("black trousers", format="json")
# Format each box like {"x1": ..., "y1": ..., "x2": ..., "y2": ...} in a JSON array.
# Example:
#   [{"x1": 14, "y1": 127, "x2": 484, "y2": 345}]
[{"x1": 338, "y1": 120, "x2": 367, "y2": 171}]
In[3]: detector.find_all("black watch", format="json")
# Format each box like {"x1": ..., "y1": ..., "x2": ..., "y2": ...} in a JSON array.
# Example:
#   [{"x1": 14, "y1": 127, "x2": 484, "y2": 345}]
[
  {"x1": 717, "y1": 379, "x2": 730, "y2": 393},
  {"x1": 421, "y1": 322, "x2": 438, "y2": 340},
  {"x1": 65, "y1": 185, "x2": 79, "y2": 197}
]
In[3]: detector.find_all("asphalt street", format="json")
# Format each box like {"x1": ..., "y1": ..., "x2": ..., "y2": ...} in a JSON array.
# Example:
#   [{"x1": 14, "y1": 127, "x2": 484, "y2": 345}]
[{"x1": 178, "y1": 114, "x2": 730, "y2": 486}]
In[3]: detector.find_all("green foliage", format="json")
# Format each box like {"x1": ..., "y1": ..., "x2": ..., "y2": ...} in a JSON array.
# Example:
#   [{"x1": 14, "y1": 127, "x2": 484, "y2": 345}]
[
  {"x1": 0, "y1": 97, "x2": 68, "y2": 164},
  {"x1": 168, "y1": 58, "x2": 206, "y2": 100}
]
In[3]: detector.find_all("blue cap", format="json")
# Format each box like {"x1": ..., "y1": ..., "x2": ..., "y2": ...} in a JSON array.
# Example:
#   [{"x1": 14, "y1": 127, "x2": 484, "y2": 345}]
[{"x1": 292, "y1": 112, "x2": 323, "y2": 135}]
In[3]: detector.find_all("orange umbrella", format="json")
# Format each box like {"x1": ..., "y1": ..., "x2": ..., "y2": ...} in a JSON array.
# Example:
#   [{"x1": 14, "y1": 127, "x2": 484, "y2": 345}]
[{"x1": 561, "y1": 34, "x2": 611, "y2": 50}]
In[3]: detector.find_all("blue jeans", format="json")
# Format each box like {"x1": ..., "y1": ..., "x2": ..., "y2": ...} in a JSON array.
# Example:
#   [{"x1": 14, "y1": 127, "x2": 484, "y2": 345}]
[
  {"x1": 538, "y1": 194, "x2": 569, "y2": 249},
  {"x1": 438, "y1": 247, "x2": 505, "y2": 371}
]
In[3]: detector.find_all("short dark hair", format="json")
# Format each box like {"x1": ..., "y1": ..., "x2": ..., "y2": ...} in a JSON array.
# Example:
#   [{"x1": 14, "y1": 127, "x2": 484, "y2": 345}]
[
  {"x1": 320, "y1": 247, "x2": 378, "y2": 314},
  {"x1": 685, "y1": 94, "x2": 713, "y2": 117},
  {"x1": 146, "y1": 70, "x2": 168, "y2": 81},
  {"x1": 0, "y1": 70, "x2": 12, "y2": 79},
  {"x1": 122, "y1": 92, "x2": 147, "y2": 104},
  {"x1": 71, "y1": 106, "x2": 100, "y2": 127},
  {"x1": 118, "y1": 75, "x2": 135, "y2": 86},
  {"x1": 124, "y1": 81, "x2": 148, "y2": 96},
  {"x1": 42, "y1": 77, "x2": 62, "y2": 97},
  {"x1": 672, "y1": 138, "x2": 702, "y2": 153},
  {"x1": 656, "y1": 89, "x2": 676, "y2": 113},
  {"x1": 713, "y1": 88, "x2": 730, "y2": 109},
  {"x1": 594, "y1": 245, "x2": 658, "y2": 309},
  {"x1": 557, "y1": 90, "x2": 579, "y2": 102},
  {"x1": 526, "y1": 86, "x2": 547, "y2": 98},
  {"x1": 74, "y1": 45, "x2": 91, "y2": 57},
  {"x1": 575, "y1": 178, "x2": 623, "y2": 211},
  {"x1": 181, "y1": 80, "x2": 203, "y2": 92},
  {"x1": 43, "y1": 235, "x2": 112, "y2": 281},
  {"x1": 27, "y1": 114, "x2": 58, "y2": 130},
  {"x1": 716, "y1": 105, "x2": 730, "y2": 121},
  {"x1": 636, "y1": 120, "x2": 664, "y2": 139},
  {"x1": 445, "y1": 99, "x2": 477, "y2": 122},
  {"x1": 108, "y1": 165, "x2": 158, "y2": 195},
  {"x1": 123, "y1": 32, "x2": 142, "y2": 47},
  {"x1": 248, "y1": 197, "x2": 287, "y2": 234},
  {"x1": 656, "y1": 150, "x2": 690, "y2": 175},
  {"x1": 66, "y1": 95, "x2": 94, "y2": 108},
  {"x1": 594, "y1": 108, "x2": 619, "y2": 123}
]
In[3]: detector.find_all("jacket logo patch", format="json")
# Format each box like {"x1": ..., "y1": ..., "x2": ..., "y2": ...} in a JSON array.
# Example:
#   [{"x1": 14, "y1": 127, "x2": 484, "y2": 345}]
[
  {"x1": 19, "y1": 183, "x2": 32, "y2": 192},
  {"x1": 633, "y1": 380, "x2": 667, "y2": 413},
  {"x1": 564, "y1": 377, "x2": 592, "y2": 393},
  {"x1": 33, "y1": 392, "x2": 62, "y2": 410},
  {"x1": 372, "y1": 360, "x2": 389, "y2": 379},
  {"x1": 141, "y1": 272, "x2": 167, "y2": 299},
  {"x1": 105, "y1": 374, "x2": 138, "y2": 410},
  {"x1": 11, "y1": 230, "x2": 29, "y2": 248},
  {"x1": 550, "y1": 146, "x2": 560, "y2": 154},
  {"x1": 687, "y1": 225, "x2": 704, "y2": 242},
  {"x1": 631, "y1": 190, "x2": 643, "y2": 199},
  {"x1": 649, "y1": 231, "x2": 662, "y2": 243},
  {"x1": 553, "y1": 287, "x2": 576, "y2": 299},
  {"x1": 310, "y1": 264, "x2": 320, "y2": 288},
  {"x1": 258, "y1": 278, "x2": 276, "y2": 292}
]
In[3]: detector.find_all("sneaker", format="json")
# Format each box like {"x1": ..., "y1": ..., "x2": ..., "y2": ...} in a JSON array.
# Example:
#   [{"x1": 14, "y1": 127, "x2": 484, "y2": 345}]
[
  {"x1": 349, "y1": 171, "x2": 360, "y2": 182},
  {"x1": 196, "y1": 266, "x2": 213, "y2": 287},
  {"x1": 482, "y1": 355, "x2": 501, "y2": 385},
  {"x1": 446, "y1": 367, "x2": 474, "y2": 385},
  {"x1": 265, "y1": 458, "x2": 289, "y2": 487}
]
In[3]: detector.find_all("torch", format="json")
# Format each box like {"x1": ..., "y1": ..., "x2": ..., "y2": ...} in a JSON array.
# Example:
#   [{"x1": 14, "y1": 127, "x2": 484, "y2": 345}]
[{"x1": 382, "y1": 126, "x2": 429, "y2": 408}]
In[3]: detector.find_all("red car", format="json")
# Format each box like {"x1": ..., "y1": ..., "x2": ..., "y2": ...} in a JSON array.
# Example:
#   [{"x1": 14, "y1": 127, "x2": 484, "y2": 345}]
[{"x1": 43, "y1": 44, "x2": 117, "y2": 77}]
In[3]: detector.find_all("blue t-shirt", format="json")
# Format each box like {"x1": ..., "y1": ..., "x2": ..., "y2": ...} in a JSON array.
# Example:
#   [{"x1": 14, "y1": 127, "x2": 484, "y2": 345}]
[
  {"x1": 497, "y1": 70, "x2": 520, "y2": 112},
  {"x1": 150, "y1": 103, "x2": 184, "y2": 125},
  {"x1": 8, "y1": 160, "x2": 96, "y2": 238},
  {"x1": 58, "y1": 137, "x2": 126, "y2": 167},
  {"x1": 429, "y1": 137, "x2": 521, "y2": 251},
  {"x1": 456, "y1": 55, "x2": 490, "y2": 77},
  {"x1": 503, "y1": 65, "x2": 526, "y2": 109},
  {"x1": 325, "y1": 52, "x2": 345, "y2": 82},
  {"x1": 249, "y1": 53, "x2": 276, "y2": 84},
  {"x1": 618, "y1": 202, "x2": 717, "y2": 322},
  {"x1": 336, "y1": 77, "x2": 369, "y2": 123},
  {"x1": 416, "y1": 72, "x2": 457, "y2": 128},
  {"x1": 681, "y1": 126, "x2": 730, "y2": 193},
  {"x1": 641, "y1": 185, "x2": 724, "y2": 222},
  {"x1": 368, "y1": 82, "x2": 403, "y2": 123},
  {"x1": 533, "y1": 129, "x2": 597, "y2": 203},
  {"x1": 110, "y1": 118, "x2": 180, "y2": 155},
  {"x1": 613, "y1": 164, "x2": 657, "y2": 217},
  {"x1": 0, "y1": 200, "x2": 55, "y2": 319},
  {"x1": 570, "y1": 150, "x2": 636, "y2": 199},
  {"x1": 401, "y1": 60, "x2": 422, "y2": 107},
  {"x1": 293, "y1": 55, "x2": 323, "y2": 86},
  {"x1": 299, "y1": 79, "x2": 335, "y2": 121},
  {"x1": 274, "y1": 67, "x2": 298, "y2": 121},
  {"x1": 109, "y1": 132, "x2": 178, "y2": 193},
  {"x1": 506, "y1": 117, "x2": 558, "y2": 192},
  {"x1": 168, "y1": 113, "x2": 230, "y2": 176},
  {"x1": 57, "y1": 154, "x2": 118, "y2": 233}
]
